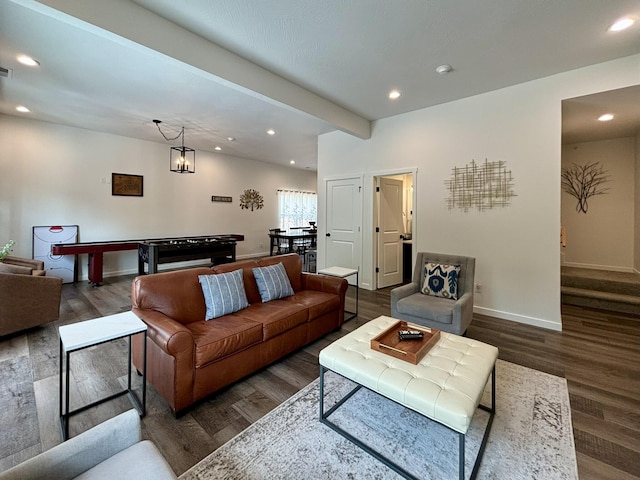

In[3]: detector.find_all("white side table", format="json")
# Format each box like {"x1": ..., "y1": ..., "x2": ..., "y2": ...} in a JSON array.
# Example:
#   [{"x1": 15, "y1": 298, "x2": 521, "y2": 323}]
[
  {"x1": 317, "y1": 266, "x2": 359, "y2": 321},
  {"x1": 59, "y1": 311, "x2": 147, "y2": 440}
]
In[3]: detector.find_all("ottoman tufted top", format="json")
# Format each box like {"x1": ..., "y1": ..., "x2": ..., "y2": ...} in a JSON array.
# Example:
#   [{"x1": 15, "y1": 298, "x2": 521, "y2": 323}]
[{"x1": 319, "y1": 315, "x2": 498, "y2": 434}]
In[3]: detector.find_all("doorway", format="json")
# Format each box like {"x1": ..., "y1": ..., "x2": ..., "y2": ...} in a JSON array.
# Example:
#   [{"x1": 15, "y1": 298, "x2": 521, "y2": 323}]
[
  {"x1": 560, "y1": 85, "x2": 640, "y2": 314},
  {"x1": 324, "y1": 176, "x2": 363, "y2": 278},
  {"x1": 373, "y1": 172, "x2": 415, "y2": 289}
]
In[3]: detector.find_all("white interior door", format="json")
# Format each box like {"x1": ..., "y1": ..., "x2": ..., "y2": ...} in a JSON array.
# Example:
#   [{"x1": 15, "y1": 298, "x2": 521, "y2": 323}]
[
  {"x1": 377, "y1": 177, "x2": 403, "y2": 288},
  {"x1": 325, "y1": 177, "x2": 362, "y2": 280}
]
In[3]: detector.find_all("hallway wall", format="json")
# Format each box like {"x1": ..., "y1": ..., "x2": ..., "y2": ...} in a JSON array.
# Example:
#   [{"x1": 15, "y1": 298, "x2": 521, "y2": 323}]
[{"x1": 561, "y1": 136, "x2": 637, "y2": 272}]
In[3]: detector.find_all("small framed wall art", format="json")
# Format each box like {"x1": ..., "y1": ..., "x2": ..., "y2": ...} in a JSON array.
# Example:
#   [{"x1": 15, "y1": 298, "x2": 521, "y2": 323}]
[{"x1": 112, "y1": 173, "x2": 143, "y2": 197}]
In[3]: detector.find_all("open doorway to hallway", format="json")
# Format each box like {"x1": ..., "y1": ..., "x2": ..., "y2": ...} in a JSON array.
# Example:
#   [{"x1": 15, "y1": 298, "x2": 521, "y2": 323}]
[
  {"x1": 373, "y1": 171, "x2": 415, "y2": 290},
  {"x1": 560, "y1": 85, "x2": 640, "y2": 315}
]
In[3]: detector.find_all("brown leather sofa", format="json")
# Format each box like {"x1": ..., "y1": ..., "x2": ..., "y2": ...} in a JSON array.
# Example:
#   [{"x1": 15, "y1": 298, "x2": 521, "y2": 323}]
[
  {"x1": 131, "y1": 254, "x2": 347, "y2": 414},
  {"x1": 0, "y1": 257, "x2": 63, "y2": 337}
]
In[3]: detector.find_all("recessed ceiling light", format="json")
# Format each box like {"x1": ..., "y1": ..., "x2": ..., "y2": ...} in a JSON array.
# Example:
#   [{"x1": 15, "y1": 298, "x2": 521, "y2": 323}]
[
  {"x1": 267, "y1": 129, "x2": 276, "y2": 135},
  {"x1": 16, "y1": 54, "x2": 39, "y2": 67},
  {"x1": 388, "y1": 90, "x2": 401, "y2": 100},
  {"x1": 227, "y1": 137, "x2": 236, "y2": 142},
  {"x1": 215, "y1": 146, "x2": 222, "y2": 151},
  {"x1": 289, "y1": 160, "x2": 296, "y2": 164},
  {"x1": 598, "y1": 113, "x2": 614, "y2": 122},
  {"x1": 608, "y1": 17, "x2": 636, "y2": 32},
  {"x1": 436, "y1": 64, "x2": 453, "y2": 75},
  {"x1": 16, "y1": 105, "x2": 30, "y2": 113}
]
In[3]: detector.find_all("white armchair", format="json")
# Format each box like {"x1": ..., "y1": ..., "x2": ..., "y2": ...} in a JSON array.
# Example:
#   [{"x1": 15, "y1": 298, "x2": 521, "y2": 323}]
[
  {"x1": 0, "y1": 410, "x2": 176, "y2": 480},
  {"x1": 391, "y1": 252, "x2": 475, "y2": 335}
]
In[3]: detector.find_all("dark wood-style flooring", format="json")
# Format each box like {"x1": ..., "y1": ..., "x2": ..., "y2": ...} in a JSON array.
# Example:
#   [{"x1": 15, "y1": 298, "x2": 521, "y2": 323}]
[{"x1": 1, "y1": 272, "x2": 638, "y2": 479}]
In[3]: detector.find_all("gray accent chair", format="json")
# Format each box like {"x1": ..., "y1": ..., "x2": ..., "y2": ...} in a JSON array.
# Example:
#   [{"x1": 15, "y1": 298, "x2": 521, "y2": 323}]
[
  {"x1": 391, "y1": 252, "x2": 475, "y2": 335},
  {"x1": 0, "y1": 410, "x2": 176, "y2": 480}
]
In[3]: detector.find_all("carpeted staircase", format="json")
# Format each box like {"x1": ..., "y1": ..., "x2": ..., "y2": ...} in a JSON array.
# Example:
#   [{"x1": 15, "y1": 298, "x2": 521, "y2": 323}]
[{"x1": 561, "y1": 266, "x2": 640, "y2": 315}]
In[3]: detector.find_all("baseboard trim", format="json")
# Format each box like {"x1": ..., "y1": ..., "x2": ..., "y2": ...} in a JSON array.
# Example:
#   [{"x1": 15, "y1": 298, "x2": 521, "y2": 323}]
[
  {"x1": 562, "y1": 262, "x2": 635, "y2": 273},
  {"x1": 473, "y1": 306, "x2": 562, "y2": 332}
]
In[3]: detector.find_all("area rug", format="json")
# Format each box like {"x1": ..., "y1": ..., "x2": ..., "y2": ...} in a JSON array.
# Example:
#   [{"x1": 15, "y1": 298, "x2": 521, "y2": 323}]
[
  {"x1": 0, "y1": 354, "x2": 39, "y2": 459},
  {"x1": 180, "y1": 360, "x2": 578, "y2": 480}
]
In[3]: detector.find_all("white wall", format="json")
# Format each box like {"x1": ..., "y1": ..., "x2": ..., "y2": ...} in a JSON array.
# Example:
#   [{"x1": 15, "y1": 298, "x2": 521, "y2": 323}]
[
  {"x1": 0, "y1": 115, "x2": 316, "y2": 279},
  {"x1": 561, "y1": 137, "x2": 636, "y2": 271},
  {"x1": 318, "y1": 54, "x2": 640, "y2": 331}
]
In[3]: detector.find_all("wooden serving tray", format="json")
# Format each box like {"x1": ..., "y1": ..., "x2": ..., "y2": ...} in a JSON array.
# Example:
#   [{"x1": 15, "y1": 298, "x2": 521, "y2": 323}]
[{"x1": 371, "y1": 320, "x2": 441, "y2": 364}]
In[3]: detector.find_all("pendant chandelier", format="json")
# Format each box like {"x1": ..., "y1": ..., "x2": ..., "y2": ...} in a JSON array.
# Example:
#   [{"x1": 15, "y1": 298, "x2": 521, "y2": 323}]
[{"x1": 153, "y1": 119, "x2": 195, "y2": 174}]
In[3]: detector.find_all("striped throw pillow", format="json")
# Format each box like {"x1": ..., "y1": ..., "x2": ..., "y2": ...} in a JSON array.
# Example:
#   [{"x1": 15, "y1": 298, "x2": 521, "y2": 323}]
[
  {"x1": 252, "y1": 262, "x2": 294, "y2": 302},
  {"x1": 199, "y1": 269, "x2": 249, "y2": 320}
]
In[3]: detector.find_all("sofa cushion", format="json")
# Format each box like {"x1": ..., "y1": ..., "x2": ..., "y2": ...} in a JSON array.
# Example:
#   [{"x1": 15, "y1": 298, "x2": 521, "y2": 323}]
[
  {"x1": 421, "y1": 262, "x2": 460, "y2": 300},
  {"x1": 186, "y1": 316, "x2": 263, "y2": 367},
  {"x1": 198, "y1": 269, "x2": 249, "y2": 320},
  {"x1": 253, "y1": 262, "x2": 294, "y2": 302},
  {"x1": 257, "y1": 254, "x2": 303, "y2": 292},
  {"x1": 211, "y1": 258, "x2": 262, "y2": 304},
  {"x1": 234, "y1": 301, "x2": 308, "y2": 340},
  {"x1": 75, "y1": 440, "x2": 176, "y2": 480},
  {"x1": 0, "y1": 263, "x2": 32, "y2": 275},
  {"x1": 285, "y1": 290, "x2": 340, "y2": 320},
  {"x1": 132, "y1": 267, "x2": 212, "y2": 324}
]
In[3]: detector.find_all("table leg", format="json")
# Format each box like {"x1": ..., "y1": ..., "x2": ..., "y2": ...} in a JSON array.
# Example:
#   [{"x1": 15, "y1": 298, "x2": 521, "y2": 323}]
[
  {"x1": 64, "y1": 350, "x2": 71, "y2": 440},
  {"x1": 142, "y1": 331, "x2": 147, "y2": 415},
  {"x1": 87, "y1": 252, "x2": 104, "y2": 286},
  {"x1": 344, "y1": 271, "x2": 359, "y2": 321},
  {"x1": 59, "y1": 338, "x2": 64, "y2": 439}
]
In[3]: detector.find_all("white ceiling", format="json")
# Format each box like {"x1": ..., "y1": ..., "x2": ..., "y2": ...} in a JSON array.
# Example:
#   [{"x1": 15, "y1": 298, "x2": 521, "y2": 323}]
[
  {"x1": 1, "y1": 0, "x2": 639, "y2": 170},
  {"x1": 562, "y1": 85, "x2": 640, "y2": 145}
]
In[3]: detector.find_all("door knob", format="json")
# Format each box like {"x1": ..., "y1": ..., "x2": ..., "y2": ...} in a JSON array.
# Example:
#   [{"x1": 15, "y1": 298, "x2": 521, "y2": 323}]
[{"x1": 326, "y1": 233, "x2": 331, "y2": 237}]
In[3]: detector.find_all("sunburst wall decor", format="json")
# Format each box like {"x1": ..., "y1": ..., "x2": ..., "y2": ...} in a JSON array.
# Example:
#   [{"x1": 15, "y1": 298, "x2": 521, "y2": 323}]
[{"x1": 239, "y1": 189, "x2": 264, "y2": 211}]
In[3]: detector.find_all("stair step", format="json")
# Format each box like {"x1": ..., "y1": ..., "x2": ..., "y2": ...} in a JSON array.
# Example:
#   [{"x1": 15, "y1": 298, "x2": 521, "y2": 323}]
[
  {"x1": 561, "y1": 286, "x2": 640, "y2": 304},
  {"x1": 561, "y1": 286, "x2": 640, "y2": 315},
  {"x1": 561, "y1": 275, "x2": 640, "y2": 296}
]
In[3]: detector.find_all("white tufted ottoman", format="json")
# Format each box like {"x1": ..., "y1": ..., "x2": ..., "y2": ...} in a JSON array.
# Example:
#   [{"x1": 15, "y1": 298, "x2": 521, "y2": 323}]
[{"x1": 319, "y1": 315, "x2": 498, "y2": 480}]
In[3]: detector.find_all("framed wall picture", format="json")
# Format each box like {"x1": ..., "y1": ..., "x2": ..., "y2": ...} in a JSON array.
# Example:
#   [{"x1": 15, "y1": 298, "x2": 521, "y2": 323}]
[{"x1": 112, "y1": 173, "x2": 143, "y2": 197}]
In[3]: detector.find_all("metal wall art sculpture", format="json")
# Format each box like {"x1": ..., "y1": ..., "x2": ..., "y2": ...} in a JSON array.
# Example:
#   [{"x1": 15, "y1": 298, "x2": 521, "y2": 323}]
[
  {"x1": 561, "y1": 161, "x2": 610, "y2": 214},
  {"x1": 239, "y1": 189, "x2": 264, "y2": 211},
  {"x1": 445, "y1": 159, "x2": 516, "y2": 212}
]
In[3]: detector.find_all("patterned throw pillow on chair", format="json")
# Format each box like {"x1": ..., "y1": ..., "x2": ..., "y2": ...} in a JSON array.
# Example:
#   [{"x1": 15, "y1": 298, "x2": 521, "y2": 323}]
[{"x1": 421, "y1": 262, "x2": 460, "y2": 300}]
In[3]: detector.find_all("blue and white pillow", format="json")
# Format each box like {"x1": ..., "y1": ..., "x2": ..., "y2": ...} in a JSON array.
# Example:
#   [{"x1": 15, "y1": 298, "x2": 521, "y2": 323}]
[
  {"x1": 253, "y1": 262, "x2": 294, "y2": 302},
  {"x1": 421, "y1": 262, "x2": 460, "y2": 300},
  {"x1": 199, "y1": 269, "x2": 249, "y2": 320}
]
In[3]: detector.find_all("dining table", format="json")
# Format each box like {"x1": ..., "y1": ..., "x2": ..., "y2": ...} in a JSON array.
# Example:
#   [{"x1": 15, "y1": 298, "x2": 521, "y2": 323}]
[{"x1": 268, "y1": 229, "x2": 317, "y2": 255}]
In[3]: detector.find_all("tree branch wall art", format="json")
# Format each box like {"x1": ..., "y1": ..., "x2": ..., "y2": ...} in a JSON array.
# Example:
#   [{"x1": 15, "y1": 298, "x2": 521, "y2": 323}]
[
  {"x1": 445, "y1": 158, "x2": 516, "y2": 212},
  {"x1": 561, "y1": 161, "x2": 610, "y2": 213}
]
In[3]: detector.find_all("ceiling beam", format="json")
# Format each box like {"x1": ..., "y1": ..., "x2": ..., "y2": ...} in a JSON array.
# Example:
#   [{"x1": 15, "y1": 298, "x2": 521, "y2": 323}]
[{"x1": 22, "y1": 0, "x2": 371, "y2": 139}]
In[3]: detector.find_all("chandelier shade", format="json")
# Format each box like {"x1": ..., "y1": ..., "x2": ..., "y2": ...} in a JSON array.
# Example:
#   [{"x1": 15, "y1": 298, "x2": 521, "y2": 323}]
[
  {"x1": 153, "y1": 120, "x2": 196, "y2": 174},
  {"x1": 170, "y1": 145, "x2": 195, "y2": 173}
]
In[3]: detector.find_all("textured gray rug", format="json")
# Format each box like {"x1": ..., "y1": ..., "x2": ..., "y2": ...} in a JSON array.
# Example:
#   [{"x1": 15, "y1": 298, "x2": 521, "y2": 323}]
[
  {"x1": 0, "y1": 355, "x2": 39, "y2": 460},
  {"x1": 180, "y1": 360, "x2": 578, "y2": 480}
]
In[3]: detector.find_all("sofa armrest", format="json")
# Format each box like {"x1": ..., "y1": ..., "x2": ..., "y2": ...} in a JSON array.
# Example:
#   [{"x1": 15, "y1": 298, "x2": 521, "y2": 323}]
[
  {"x1": 0, "y1": 273, "x2": 62, "y2": 336},
  {"x1": 131, "y1": 308, "x2": 194, "y2": 356},
  {"x1": 301, "y1": 273, "x2": 348, "y2": 297},
  {"x1": 0, "y1": 410, "x2": 141, "y2": 480},
  {"x1": 390, "y1": 282, "x2": 419, "y2": 304}
]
